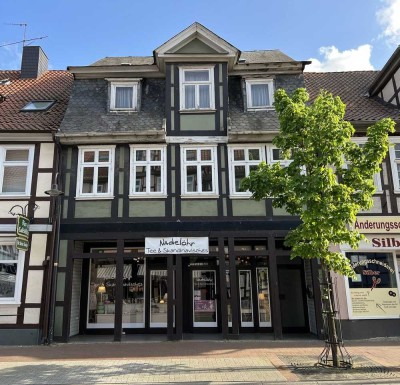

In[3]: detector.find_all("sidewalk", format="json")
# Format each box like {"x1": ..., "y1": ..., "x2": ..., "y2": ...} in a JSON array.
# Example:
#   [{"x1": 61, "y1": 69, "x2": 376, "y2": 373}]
[{"x1": 0, "y1": 338, "x2": 399, "y2": 384}]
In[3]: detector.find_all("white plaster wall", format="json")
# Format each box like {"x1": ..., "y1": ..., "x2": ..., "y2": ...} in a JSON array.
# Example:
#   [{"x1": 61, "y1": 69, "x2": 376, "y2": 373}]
[
  {"x1": 34, "y1": 201, "x2": 50, "y2": 218},
  {"x1": 359, "y1": 196, "x2": 382, "y2": 214},
  {"x1": 331, "y1": 272, "x2": 349, "y2": 319},
  {"x1": 0, "y1": 200, "x2": 29, "y2": 218},
  {"x1": 36, "y1": 173, "x2": 53, "y2": 197},
  {"x1": 25, "y1": 270, "x2": 44, "y2": 303},
  {"x1": 382, "y1": 80, "x2": 395, "y2": 103},
  {"x1": 0, "y1": 305, "x2": 18, "y2": 324},
  {"x1": 24, "y1": 308, "x2": 40, "y2": 324},
  {"x1": 30, "y1": 234, "x2": 48, "y2": 266},
  {"x1": 39, "y1": 143, "x2": 55, "y2": 169}
]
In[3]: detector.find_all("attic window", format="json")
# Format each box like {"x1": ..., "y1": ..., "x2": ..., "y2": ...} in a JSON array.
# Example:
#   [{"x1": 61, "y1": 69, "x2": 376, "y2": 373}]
[{"x1": 21, "y1": 100, "x2": 55, "y2": 111}]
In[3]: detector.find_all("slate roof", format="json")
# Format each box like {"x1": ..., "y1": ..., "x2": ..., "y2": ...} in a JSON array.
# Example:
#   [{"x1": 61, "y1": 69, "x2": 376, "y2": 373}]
[
  {"x1": 89, "y1": 50, "x2": 295, "y2": 67},
  {"x1": 239, "y1": 50, "x2": 296, "y2": 64},
  {"x1": 0, "y1": 70, "x2": 73, "y2": 132},
  {"x1": 59, "y1": 78, "x2": 165, "y2": 133},
  {"x1": 228, "y1": 74, "x2": 305, "y2": 132},
  {"x1": 304, "y1": 71, "x2": 400, "y2": 123},
  {"x1": 91, "y1": 56, "x2": 154, "y2": 66}
]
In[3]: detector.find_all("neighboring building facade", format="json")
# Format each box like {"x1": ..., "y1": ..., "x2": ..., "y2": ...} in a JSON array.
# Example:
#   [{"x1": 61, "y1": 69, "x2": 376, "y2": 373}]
[
  {"x1": 305, "y1": 46, "x2": 400, "y2": 339},
  {"x1": 0, "y1": 47, "x2": 73, "y2": 344},
  {"x1": 53, "y1": 23, "x2": 400, "y2": 343}
]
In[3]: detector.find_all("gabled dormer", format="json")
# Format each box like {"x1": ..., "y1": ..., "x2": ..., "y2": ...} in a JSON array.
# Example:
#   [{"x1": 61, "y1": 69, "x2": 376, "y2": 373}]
[
  {"x1": 154, "y1": 22, "x2": 240, "y2": 137},
  {"x1": 369, "y1": 46, "x2": 400, "y2": 108}
]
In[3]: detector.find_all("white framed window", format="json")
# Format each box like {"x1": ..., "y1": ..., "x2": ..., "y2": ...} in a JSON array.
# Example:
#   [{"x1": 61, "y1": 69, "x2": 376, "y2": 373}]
[
  {"x1": 0, "y1": 242, "x2": 25, "y2": 304},
  {"x1": 179, "y1": 66, "x2": 215, "y2": 111},
  {"x1": 266, "y1": 145, "x2": 292, "y2": 167},
  {"x1": 181, "y1": 145, "x2": 218, "y2": 196},
  {"x1": 109, "y1": 80, "x2": 140, "y2": 111},
  {"x1": 352, "y1": 138, "x2": 383, "y2": 194},
  {"x1": 0, "y1": 145, "x2": 34, "y2": 196},
  {"x1": 76, "y1": 146, "x2": 115, "y2": 199},
  {"x1": 130, "y1": 145, "x2": 166, "y2": 197},
  {"x1": 246, "y1": 79, "x2": 274, "y2": 110},
  {"x1": 228, "y1": 145, "x2": 265, "y2": 197},
  {"x1": 389, "y1": 138, "x2": 400, "y2": 193}
]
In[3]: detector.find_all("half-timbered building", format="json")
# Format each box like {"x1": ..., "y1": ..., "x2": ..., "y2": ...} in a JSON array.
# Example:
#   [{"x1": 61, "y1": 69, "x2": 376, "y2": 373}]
[{"x1": 0, "y1": 46, "x2": 73, "y2": 344}]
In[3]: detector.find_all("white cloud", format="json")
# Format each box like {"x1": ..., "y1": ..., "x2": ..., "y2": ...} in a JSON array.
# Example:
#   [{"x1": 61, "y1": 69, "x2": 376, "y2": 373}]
[
  {"x1": 0, "y1": 44, "x2": 22, "y2": 70},
  {"x1": 377, "y1": 0, "x2": 400, "y2": 46},
  {"x1": 305, "y1": 44, "x2": 374, "y2": 72}
]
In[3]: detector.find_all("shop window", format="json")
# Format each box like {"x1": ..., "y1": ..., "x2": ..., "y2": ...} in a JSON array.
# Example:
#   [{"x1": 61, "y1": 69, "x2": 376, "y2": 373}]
[
  {"x1": 0, "y1": 243, "x2": 25, "y2": 304},
  {"x1": 0, "y1": 145, "x2": 34, "y2": 196},
  {"x1": 150, "y1": 270, "x2": 168, "y2": 327},
  {"x1": 87, "y1": 257, "x2": 145, "y2": 328},
  {"x1": 257, "y1": 267, "x2": 272, "y2": 327},
  {"x1": 347, "y1": 252, "x2": 400, "y2": 319},
  {"x1": 179, "y1": 66, "x2": 215, "y2": 110},
  {"x1": 228, "y1": 145, "x2": 265, "y2": 197},
  {"x1": 130, "y1": 145, "x2": 166, "y2": 197},
  {"x1": 181, "y1": 145, "x2": 218, "y2": 196},
  {"x1": 245, "y1": 79, "x2": 274, "y2": 110},
  {"x1": 76, "y1": 146, "x2": 115, "y2": 199}
]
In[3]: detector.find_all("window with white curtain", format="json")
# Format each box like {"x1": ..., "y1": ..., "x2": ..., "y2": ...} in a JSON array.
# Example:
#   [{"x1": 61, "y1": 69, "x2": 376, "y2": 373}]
[
  {"x1": 181, "y1": 145, "x2": 218, "y2": 196},
  {"x1": 179, "y1": 67, "x2": 215, "y2": 110},
  {"x1": 0, "y1": 145, "x2": 34, "y2": 196},
  {"x1": 245, "y1": 79, "x2": 274, "y2": 110},
  {"x1": 129, "y1": 145, "x2": 166, "y2": 197},
  {"x1": 76, "y1": 146, "x2": 115, "y2": 199},
  {"x1": 109, "y1": 80, "x2": 139, "y2": 110}
]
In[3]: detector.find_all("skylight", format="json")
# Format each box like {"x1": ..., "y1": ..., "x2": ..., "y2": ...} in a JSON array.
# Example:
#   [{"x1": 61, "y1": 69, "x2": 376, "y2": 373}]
[{"x1": 21, "y1": 100, "x2": 55, "y2": 111}]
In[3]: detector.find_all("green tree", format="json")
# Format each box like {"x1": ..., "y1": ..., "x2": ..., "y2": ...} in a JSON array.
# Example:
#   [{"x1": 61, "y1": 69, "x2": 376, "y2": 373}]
[{"x1": 242, "y1": 88, "x2": 395, "y2": 367}]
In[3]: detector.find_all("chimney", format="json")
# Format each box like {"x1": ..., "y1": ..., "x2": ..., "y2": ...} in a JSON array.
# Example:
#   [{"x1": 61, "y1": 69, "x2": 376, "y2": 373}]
[{"x1": 20, "y1": 46, "x2": 48, "y2": 78}]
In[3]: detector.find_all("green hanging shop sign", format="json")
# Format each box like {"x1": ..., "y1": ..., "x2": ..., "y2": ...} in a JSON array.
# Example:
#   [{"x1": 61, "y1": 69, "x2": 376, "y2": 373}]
[{"x1": 16, "y1": 215, "x2": 30, "y2": 251}]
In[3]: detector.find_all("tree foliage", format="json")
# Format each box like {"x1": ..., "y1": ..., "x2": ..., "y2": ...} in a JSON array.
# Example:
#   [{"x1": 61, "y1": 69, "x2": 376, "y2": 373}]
[{"x1": 242, "y1": 88, "x2": 395, "y2": 277}]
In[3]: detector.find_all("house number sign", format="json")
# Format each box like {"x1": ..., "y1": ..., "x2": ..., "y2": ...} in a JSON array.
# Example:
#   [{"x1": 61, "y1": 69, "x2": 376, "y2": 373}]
[{"x1": 145, "y1": 237, "x2": 209, "y2": 255}]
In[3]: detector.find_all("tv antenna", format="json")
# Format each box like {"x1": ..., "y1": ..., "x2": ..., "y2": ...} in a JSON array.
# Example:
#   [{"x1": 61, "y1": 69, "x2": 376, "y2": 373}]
[{"x1": 1, "y1": 23, "x2": 47, "y2": 48}]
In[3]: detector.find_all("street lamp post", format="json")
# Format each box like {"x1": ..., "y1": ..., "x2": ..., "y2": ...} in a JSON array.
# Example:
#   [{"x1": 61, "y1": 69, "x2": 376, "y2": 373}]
[{"x1": 43, "y1": 184, "x2": 63, "y2": 344}]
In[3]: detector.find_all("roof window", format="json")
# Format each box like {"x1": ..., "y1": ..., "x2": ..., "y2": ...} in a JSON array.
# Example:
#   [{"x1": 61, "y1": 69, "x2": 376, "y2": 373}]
[{"x1": 21, "y1": 100, "x2": 55, "y2": 112}]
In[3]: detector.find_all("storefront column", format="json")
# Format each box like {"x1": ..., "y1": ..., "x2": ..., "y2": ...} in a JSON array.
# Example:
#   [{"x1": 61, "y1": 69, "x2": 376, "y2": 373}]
[
  {"x1": 114, "y1": 240, "x2": 124, "y2": 342},
  {"x1": 218, "y1": 237, "x2": 229, "y2": 339},
  {"x1": 175, "y1": 255, "x2": 183, "y2": 340},
  {"x1": 61, "y1": 240, "x2": 75, "y2": 342},
  {"x1": 268, "y1": 236, "x2": 283, "y2": 340},
  {"x1": 167, "y1": 255, "x2": 174, "y2": 340},
  {"x1": 228, "y1": 237, "x2": 240, "y2": 338}
]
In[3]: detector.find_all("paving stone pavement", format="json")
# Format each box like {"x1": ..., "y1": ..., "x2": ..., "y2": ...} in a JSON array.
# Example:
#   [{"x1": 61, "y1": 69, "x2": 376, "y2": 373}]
[{"x1": 0, "y1": 339, "x2": 399, "y2": 384}]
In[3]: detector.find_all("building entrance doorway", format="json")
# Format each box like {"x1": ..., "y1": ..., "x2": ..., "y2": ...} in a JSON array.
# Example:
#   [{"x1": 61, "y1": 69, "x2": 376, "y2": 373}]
[{"x1": 278, "y1": 265, "x2": 309, "y2": 332}]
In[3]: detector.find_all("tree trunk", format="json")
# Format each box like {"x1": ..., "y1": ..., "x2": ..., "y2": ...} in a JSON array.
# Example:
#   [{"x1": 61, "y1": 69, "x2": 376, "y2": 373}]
[{"x1": 320, "y1": 262, "x2": 340, "y2": 367}]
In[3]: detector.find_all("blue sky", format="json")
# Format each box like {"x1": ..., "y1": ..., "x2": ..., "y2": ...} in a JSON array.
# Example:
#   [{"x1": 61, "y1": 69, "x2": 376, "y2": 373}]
[{"x1": 1, "y1": 0, "x2": 399, "y2": 72}]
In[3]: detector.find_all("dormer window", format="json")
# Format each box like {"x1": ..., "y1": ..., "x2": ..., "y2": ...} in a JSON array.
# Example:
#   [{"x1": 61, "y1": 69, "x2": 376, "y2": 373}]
[
  {"x1": 179, "y1": 66, "x2": 215, "y2": 111},
  {"x1": 245, "y1": 79, "x2": 274, "y2": 110},
  {"x1": 108, "y1": 79, "x2": 140, "y2": 111},
  {"x1": 21, "y1": 100, "x2": 55, "y2": 111}
]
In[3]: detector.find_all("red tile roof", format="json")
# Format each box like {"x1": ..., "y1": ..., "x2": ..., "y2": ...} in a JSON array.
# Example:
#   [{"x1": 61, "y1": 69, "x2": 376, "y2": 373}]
[
  {"x1": 0, "y1": 70, "x2": 73, "y2": 132},
  {"x1": 304, "y1": 71, "x2": 400, "y2": 124}
]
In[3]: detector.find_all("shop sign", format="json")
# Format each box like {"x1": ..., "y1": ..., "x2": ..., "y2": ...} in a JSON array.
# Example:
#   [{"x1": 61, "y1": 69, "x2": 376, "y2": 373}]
[
  {"x1": 347, "y1": 253, "x2": 400, "y2": 318},
  {"x1": 16, "y1": 237, "x2": 29, "y2": 251},
  {"x1": 145, "y1": 237, "x2": 209, "y2": 255},
  {"x1": 354, "y1": 216, "x2": 400, "y2": 233},
  {"x1": 365, "y1": 235, "x2": 400, "y2": 249},
  {"x1": 16, "y1": 215, "x2": 30, "y2": 239}
]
